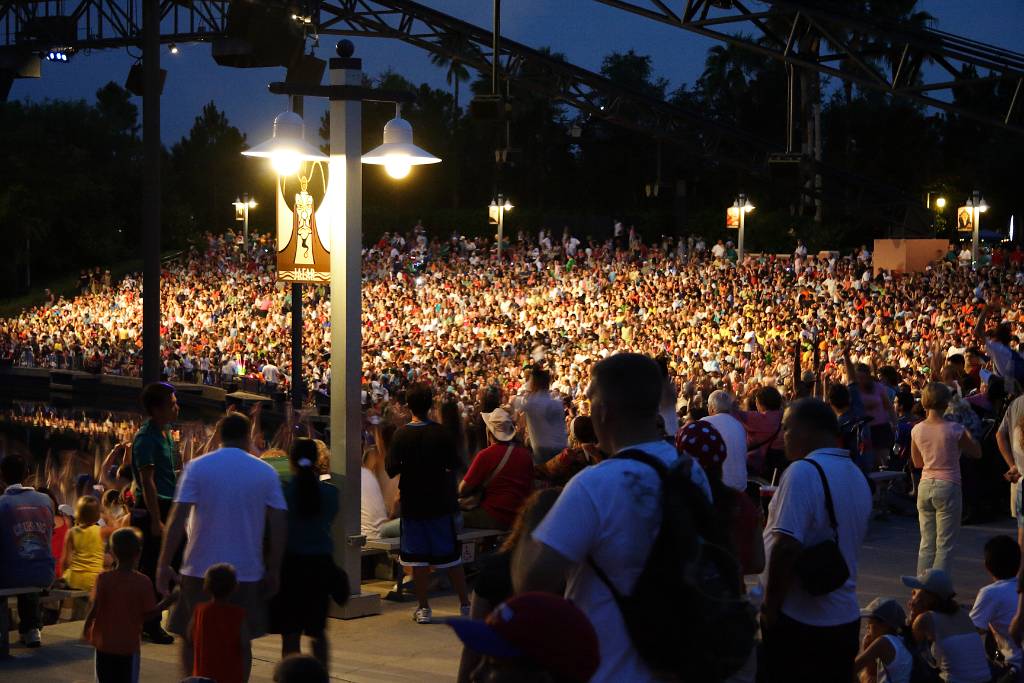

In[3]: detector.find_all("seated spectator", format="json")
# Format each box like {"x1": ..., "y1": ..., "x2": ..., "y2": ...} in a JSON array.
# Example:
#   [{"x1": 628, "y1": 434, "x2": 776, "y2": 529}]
[
  {"x1": 903, "y1": 569, "x2": 991, "y2": 683},
  {"x1": 448, "y1": 592, "x2": 600, "y2": 683},
  {"x1": 535, "y1": 415, "x2": 603, "y2": 486},
  {"x1": 456, "y1": 489, "x2": 561, "y2": 683},
  {"x1": 0, "y1": 454, "x2": 55, "y2": 648},
  {"x1": 854, "y1": 598, "x2": 913, "y2": 683},
  {"x1": 459, "y1": 408, "x2": 534, "y2": 530},
  {"x1": 361, "y1": 447, "x2": 399, "y2": 540},
  {"x1": 970, "y1": 535, "x2": 1022, "y2": 679}
]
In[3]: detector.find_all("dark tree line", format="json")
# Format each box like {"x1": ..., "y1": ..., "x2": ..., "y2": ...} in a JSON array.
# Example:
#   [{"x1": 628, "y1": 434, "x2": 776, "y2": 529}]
[{"x1": 2, "y1": 5, "x2": 1022, "y2": 293}]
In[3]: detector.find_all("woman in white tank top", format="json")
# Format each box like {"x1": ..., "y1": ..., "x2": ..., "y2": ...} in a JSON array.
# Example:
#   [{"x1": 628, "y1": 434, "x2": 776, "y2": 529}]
[
  {"x1": 904, "y1": 570, "x2": 991, "y2": 683},
  {"x1": 855, "y1": 598, "x2": 913, "y2": 683}
]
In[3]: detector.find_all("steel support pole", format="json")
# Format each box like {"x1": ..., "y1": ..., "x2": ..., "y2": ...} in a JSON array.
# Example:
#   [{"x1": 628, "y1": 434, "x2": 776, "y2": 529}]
[
  {"x1": 141, "y1": 0, "x2": 161, "y2": 385},
  {"x1": 291, "y1": 96, "x2": 304, "y2": 409},
  {"x1": 329, "y1": 54, "x2": 380, "y2": 617},
  {"x1": 497, "y1": 206, "x2": 503, "y2": 259},
  {"x1": 972, "y1": 206, "x2": 980, "y2": 267},
  {"x1": 738, "y1": 208, "x2": 746, "y2": 263}
]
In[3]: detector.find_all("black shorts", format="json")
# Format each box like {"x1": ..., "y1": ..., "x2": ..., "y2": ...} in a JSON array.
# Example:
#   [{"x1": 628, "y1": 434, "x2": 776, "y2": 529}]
[
  {"x1": 268, "y1": 554, "x2": 333, "y2": 636},
  {"x1": 870, "y1": 424, "x2": 895, "y2": 452}
]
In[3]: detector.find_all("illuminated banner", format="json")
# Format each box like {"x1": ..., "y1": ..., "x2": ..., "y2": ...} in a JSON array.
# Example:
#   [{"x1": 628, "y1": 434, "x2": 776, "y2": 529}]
[
  {"x1": 277, "y1": 168, "x2": 331, "y2": 283},
  {"x1": 488, "y1": 204, "x2": 500, "y2": 225},
  {"x1": 726, "y1": 206, "x2": 740, "y2": 229},
  {"x1": 957, "y1": 206, "x2": 974, "y2": 232}
]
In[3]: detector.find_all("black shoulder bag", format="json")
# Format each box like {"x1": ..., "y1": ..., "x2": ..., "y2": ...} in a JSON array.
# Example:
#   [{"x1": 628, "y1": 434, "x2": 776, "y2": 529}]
[{"x1": 793, "y1": 458, "x2": 850, "y2": 596}]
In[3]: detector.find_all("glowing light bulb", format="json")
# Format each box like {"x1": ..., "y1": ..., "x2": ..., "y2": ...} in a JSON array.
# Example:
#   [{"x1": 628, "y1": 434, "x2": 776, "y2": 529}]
[
  {"x1": 384, "y1": 157, "x2": 412, "y2": 179},
  {"x1": 271, "y1": 152, "x2": 300, "y2": 177}
]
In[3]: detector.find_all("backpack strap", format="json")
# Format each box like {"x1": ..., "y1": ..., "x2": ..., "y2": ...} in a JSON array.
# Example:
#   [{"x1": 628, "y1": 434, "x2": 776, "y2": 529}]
[{"x1": 803, "y1": 458, "x2": 840, "y2": 542}]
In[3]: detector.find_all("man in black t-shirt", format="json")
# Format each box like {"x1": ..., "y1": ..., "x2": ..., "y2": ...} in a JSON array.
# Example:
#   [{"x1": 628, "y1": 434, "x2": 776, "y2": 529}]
[{"x1": 386, "y1": 383, "x2": 470, "y2": 624}]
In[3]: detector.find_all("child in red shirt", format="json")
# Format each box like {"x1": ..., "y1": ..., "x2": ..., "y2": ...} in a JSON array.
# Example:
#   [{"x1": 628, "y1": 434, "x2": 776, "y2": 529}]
[
  {"x1": 191, "y1": 563, "x2": 247, "y2": 683},
  {"x1": 82, "y1": 527, "x2": 176, "y2": 683}
]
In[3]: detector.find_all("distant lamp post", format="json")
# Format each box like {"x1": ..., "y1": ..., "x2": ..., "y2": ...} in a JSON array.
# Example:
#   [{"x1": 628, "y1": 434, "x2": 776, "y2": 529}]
[
  {"x1": 244, "y1": 41, "x2": 440, "y2": 618},
  {"x1": 232, "y1": 194, "x2": 257, "y2": 243},
  {"x1": 732, "y1": 194, "x2": 754, "y2": 262},
  {"x1": 489, "y1": 195, "x2": 513, "y2": 258},
  {"x1": 361, "y1": 105, "x2": 440, "y2": 179},
  {"x1": 965, "y1": 191, "x2": 989, "y2": 266},
  {"x1": 934, "y1": 196, "x2": 947, "y2": 210}
]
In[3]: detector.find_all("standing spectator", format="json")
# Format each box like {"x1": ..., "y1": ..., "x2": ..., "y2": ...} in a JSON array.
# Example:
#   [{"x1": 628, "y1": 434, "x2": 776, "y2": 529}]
[
  {"x1": 514, "y1": 353, "x2": 710, "y2": 682},
  {"x1": 190, "y1": 564, "x2": 247, "y2": 683},
  {"x1": 911, "y1": 382, "x2": 981, "y2": 575},
  {"x1": 700, "y1": 390, "x2": 748, "y2": 491},
  {"x1": 385, "y1": 383, "x2": 470, "y2": 624},
  {"x1": 844, "y1": 347, "x2": 897, "y2": 471},
  {"x1": 759, "y1": 398, "x2": 872, "y2": 682},
  {"x1": 903, "y1": 569, "x2": 992, "y2": 683},
  {"x1": 739, "y1": 385, "x2": 785, "y2": 478},
  {"x1": 516, "y1": 366, "x2": 569, "y2": 464},
  {"x1": 459, "y1": 408, "x2": 534, "y2": 531},
  {"x1": 975, "y1": 301, "x2": 1020, "y2": 393},
  {"x1": 997, "y1": 391, "x2": 1024, "y2": 550},
  {"x1": 268, "y1": 439, "x2": 339, "y2": 670},
  {"x1": 82, "y1": 527, "x2": 176, "y2": 683},
  {"x1": 131, "y1": 381, "x2": 179, "y2": 645},
  {"x1": 0, "y1": 454, "x2": 54, "y2": 648},
  {"x1": 156, "y1": 413, "x2": 287, "y2": 681}
]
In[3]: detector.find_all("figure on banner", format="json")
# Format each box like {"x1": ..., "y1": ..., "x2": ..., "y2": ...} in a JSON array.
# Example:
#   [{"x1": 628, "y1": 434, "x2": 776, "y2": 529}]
[{"x1": 278, "y1": 173, "x2": 330, "y2": 283}]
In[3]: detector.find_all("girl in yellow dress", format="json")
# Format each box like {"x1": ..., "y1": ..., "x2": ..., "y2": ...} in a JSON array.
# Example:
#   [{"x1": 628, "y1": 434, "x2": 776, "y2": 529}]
[{"x1": 62, "y1": 496, "x2": 111, "y2": 591}]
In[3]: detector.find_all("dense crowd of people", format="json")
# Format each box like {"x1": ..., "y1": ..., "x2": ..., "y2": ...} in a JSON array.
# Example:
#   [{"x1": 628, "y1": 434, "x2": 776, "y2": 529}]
[{"x1": 5, "y1": 227, "x2": 1024, "y2": 682}]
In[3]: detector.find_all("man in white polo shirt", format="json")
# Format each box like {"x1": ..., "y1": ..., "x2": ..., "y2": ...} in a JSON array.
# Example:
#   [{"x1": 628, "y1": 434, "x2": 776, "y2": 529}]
[
  {"x1": 701, "y1": 390, "x2": 747, "y2": 491},
  {"x1": 157, "y1": 412, "x2": 287, "y2": 680},
  {"x1": 760, "y1": 397, "x2": 871, "y2": 682}
]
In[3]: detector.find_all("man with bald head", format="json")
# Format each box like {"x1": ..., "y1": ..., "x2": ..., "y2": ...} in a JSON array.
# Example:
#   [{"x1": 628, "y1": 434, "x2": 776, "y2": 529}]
[{"x1": 514, "y1": 353, "x2": 710, "y2": 683}]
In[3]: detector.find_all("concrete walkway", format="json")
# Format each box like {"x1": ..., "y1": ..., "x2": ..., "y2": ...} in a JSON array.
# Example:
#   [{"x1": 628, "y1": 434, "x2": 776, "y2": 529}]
[{"x1": 1, "y1": 513, "x2": 1016, "y2": 682}]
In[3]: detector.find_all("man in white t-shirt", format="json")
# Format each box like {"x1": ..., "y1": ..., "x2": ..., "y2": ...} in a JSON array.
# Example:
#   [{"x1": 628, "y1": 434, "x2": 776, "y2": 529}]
[
  {"x1": 702, "y1": 390, "x2": 747, "y2": 491},
  {"x1": 514, "y1": 353, "x2": 711, "y2": 683},
  {"x1": 157, "y1": 413, "x2": 287, "y2": 679},
  {"x1": 760, "y1": 398, "x2": 871, "y2": 682}
]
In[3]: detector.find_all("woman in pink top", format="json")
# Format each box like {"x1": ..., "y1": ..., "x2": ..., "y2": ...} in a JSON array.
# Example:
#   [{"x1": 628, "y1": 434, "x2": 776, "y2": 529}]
[{"x1": 910, "y1": 382, "x2": 981, "y2": 575}]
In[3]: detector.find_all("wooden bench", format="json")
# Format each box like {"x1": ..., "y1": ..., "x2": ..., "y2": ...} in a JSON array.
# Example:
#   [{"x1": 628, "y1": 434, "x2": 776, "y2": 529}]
[
  {"x1": 364, "y1": 528, "x2": 508, "y2": 601},
  {"x1": 0, "y1": 586, "x2": 48, "y2": 658}
]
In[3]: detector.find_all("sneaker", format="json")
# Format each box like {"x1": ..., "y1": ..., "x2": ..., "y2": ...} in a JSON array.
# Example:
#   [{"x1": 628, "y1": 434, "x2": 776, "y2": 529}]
[
  {"x1": 20, "y1": 628, "x2": 41, "y2": 648},
  {"x1": 142, "y1": 627, "x2": 175, "y2": 645},
  {"x1": 413, "y1": 607, "x2": 432, "y2": 624},
  {"x1": 460, "y1": 603, "x2": 471, "y2": 617}
]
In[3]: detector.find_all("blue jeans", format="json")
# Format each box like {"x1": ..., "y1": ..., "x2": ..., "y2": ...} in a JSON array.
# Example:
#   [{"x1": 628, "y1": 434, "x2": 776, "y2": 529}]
[{"x1": 917, "y1": 478, "x2": 962, "y2": 575}]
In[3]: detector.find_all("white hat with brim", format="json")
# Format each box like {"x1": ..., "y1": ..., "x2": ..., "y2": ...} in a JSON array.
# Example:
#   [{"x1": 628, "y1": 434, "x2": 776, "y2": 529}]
[{"x1": 481, "y1": 408, "x2": 517, "y2": 442}]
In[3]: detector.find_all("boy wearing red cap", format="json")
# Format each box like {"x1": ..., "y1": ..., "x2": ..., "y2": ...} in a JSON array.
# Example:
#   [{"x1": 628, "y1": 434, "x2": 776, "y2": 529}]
[{"x1": 447, "y1": 592, "x2": 600, "y2": 683}]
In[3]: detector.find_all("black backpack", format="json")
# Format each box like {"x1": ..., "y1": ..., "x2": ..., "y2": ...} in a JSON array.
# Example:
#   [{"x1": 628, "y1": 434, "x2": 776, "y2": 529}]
[{"x1": 588, "y1": 449, "x2": 757, "y2": 682}]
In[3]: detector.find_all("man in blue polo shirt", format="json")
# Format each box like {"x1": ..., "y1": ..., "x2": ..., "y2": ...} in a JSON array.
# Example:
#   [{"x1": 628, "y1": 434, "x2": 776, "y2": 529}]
[{"x1": 131, "y1": 382, "x2": 179, "y2": 644}]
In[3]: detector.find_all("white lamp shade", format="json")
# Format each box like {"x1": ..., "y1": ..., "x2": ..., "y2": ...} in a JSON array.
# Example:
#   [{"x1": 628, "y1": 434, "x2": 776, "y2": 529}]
[
  {"x1": 362, "y1": 116, "x2": 441, "y2": 167},
  {"x1": 242, "y1": 111, "x2": 328, "y2": 162}
]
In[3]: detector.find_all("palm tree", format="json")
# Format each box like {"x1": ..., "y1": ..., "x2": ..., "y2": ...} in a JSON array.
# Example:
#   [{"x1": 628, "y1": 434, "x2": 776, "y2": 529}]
[{"x1": 429, "y1": 33, "x2": 473, "y2": 121}]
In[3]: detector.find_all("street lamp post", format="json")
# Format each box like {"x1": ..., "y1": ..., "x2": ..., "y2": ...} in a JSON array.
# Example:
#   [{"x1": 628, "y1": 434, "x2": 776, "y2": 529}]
[
  {"x1": 490, "y1": 195, "x2": 513, "y2": 258},
  {"x1": 244, "y1": 41, "x2": 439, "y2": 618},
  {"x1": 966, "y1": 190, "x2": 989, "y2": 266},
  {"x1": 733, "y1": 194, "x2": 755, "y2": 262},
  {"x1": 233, "y1": 194, "x2": 257, "y2": 243}
]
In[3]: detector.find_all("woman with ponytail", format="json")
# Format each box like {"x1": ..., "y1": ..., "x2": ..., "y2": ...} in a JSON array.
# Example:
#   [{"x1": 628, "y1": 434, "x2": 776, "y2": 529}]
[{"x1": 267, "y1": 438, "x2": 339, "y2": 671}]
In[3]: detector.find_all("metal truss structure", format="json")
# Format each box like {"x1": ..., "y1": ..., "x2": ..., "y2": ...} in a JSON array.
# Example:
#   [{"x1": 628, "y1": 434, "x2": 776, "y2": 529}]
[
  {"x1": 1, "y1": 0, "x2": 1022, "y2": 229},
  {"x1": 591, "y1": 0, "x2": 1024, "y2": 134}
]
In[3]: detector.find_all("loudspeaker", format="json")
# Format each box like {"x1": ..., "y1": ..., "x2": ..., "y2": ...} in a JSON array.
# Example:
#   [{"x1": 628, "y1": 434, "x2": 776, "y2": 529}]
[
  {"x1": 125, "y1": 62, "x2": 167, "y2": 97},
  {"x1": 286, "y1": 53, "x2": 326, "y2": 86},
  {"x1": 19, "y1": 16, "x2": 76, "y2": 44},
  {"x1": 212, "y1": 2, "x2": 304, "y2": 69}
]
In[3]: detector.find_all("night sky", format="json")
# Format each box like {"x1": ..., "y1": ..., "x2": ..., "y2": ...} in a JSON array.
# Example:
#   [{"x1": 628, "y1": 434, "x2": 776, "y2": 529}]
[{"x1": 8, "y1": 0, "x2": 1024, "y2": 145}]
